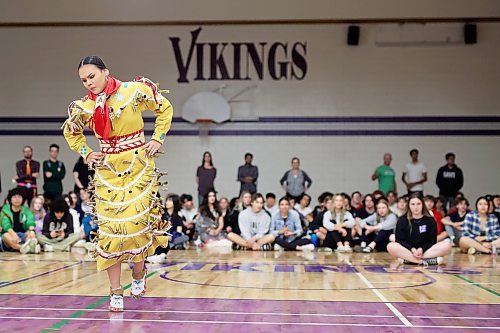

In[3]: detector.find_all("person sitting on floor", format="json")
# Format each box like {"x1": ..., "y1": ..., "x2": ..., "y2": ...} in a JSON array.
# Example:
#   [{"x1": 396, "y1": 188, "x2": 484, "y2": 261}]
[
  {"x1": 387, "y1": 193, "x2": 452, "y2": 265},
  {"x1": 0, "y1": 188, "x2": 39, "y2": 254},
  {"x1": 318, "y1": 193, "x2": 356, "y2": 252},
  {"x1": 441, "y1": 197, "x2": 469, "y2": 246},
  {"x1": 271, "y1": 197, "x2": 314, "y2": 251},
  {"x1": 37, "y1": 198, "x2": 81, "y2": 252},
  {"x1": 355, "y1": 198, "x2": 397, "y2": 253},
  {"x1": 459, "y1": 196, "x2": 500, "y2": 255},
  {"x1": 227, "y1": 193, "x2": 273, "y2": 251}
]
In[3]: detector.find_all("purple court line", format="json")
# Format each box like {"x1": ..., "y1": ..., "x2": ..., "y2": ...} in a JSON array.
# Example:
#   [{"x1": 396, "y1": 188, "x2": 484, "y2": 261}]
[{"x1": 0, "y1": 262, "x2": 82, "y2": 289}]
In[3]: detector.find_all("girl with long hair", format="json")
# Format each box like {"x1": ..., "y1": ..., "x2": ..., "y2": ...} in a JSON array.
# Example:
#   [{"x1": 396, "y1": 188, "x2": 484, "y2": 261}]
[
  {"x1": 387, "y1": 193, "x2": 451, "y2": 265},
  {"x1": 459, "y1": 196, "x2": 500, "y2": 254},
  {"x1": 196, "y1": 190, "x2": 227, "y2": 245},
  {"x1": 319, "y1": 194, "x2": 355, "y2": 252},
  {"x1": 356, "y1": 198, "x2": 397, "y2": 253}
]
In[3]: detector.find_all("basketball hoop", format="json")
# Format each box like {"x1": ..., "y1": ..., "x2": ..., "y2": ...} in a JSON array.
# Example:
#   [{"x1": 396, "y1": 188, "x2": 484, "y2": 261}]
[{"x1": 195, "y1": 118, "x2": 213, "y2": 138}]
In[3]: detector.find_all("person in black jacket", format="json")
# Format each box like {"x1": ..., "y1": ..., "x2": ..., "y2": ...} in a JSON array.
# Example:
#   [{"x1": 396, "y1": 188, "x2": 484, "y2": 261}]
[
  {"x1": 387, "y1": 193, "x2": 452, "y2": 265},
  {"x1": 36, "y1": 198, "x2": 80, "y2": 252},
  {"x1": 436, "y1": 153, "x2": 464, "y2": 211}
]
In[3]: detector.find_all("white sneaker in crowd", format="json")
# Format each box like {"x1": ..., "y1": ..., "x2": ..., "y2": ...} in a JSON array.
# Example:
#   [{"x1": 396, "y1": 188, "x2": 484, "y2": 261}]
[
  {"x1": 300, "y1": 244, "x2": 315, "y2": 252},
  {"x1": 44, "y1": 244, "x2": 54, "y2": 252},
  {"x1": 274, "y1": 244, "x2": 283, "y2": 251},
  {"x1": 20, "y1": 239, "x2": 37, "y2": 254}
]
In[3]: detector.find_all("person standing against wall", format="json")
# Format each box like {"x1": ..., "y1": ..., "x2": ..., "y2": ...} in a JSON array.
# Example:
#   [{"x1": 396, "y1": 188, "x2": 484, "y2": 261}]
[
  {"x1": 15, "y1": 145, "x2": 40, "y2": 206},
  {"x1": 73, "y1": 156, "x2": 94, "y2": 193},
  {"x1": 237, "y1": 153, "x2": 258, "y2": 195},
  {"x1": 196, "y1": 151, "x2": 217, "y2": 206},
  {"x1": 402, "y1": 149, "x2": 427, "y2": 196},
  {"x1": 280, "y1": 157, "x2": 312, "y2": 202},
  {"x1": 435, "y1": 152, "x2": 464, "y2": 211},
  {"x1": 372, "y1": 153, "x2": 396, "y2": 195},
  {"x1": 42, "y1": 144, "x2": 66, "y2": 200}
]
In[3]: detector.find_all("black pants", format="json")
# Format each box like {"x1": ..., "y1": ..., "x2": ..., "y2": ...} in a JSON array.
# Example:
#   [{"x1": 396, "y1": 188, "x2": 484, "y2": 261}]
[
  {"x1": 18, "y1": 185, "x2": 37, "y2": 207},
  {"x1": 323, "y1": 229, "x2": 353, "y2": 249},
  {"x1": 360, "y1": 229, "x2": 393, "y2": 251},
  {"x1": 275, "y1": 236, "x2": 311, "y2": 251}
]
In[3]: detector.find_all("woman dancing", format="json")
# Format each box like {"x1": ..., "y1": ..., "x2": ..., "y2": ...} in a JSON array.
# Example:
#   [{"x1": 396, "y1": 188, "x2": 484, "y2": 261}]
[{"x1": 63, "y1": 56, "x2": 173, "y2": 311}]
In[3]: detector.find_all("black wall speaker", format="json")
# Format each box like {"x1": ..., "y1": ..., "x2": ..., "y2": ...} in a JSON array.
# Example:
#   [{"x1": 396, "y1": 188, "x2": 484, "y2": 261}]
[
  {"x1": 464, "y1": 24, "x2": 477, "y2": 44},
  {"x1": 347, "y1": 25, "x2": 360, "y2": 46}
]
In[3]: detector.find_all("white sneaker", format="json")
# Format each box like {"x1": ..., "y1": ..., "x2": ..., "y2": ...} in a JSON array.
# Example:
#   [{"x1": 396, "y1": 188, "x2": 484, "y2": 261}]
[
  {"x1": 274, "y1": 244, "x2": 283, "y2": 251},
  {"x1": 44, "y1": 244, "x2": 54, "y2": 252},
  {"x1": 131, "y1": 270, "x2": 147, "y2": 299},
  {"x1": 343, "y1": 245, "x2": 353, "y2": 253},
  {"x1": 147, "y1": 253, "x2": 167, "y2": 264},
  {"x1": 336, "y1": 245, "x2": 345, "y2": 253},
  {"x1": 109, "y1": 294, "x2": 124, "y2": 312},
  {"x1": 20, "y1": 239, "x2": 37, "y2": 254},
  {"x1": 33, "y1": 244, "x2": 41, "y2": 254},
  {"x1": 300, "y1": 244, "x2": 315, "y2": 252},
  {"x1": 73, "y1": 239, "x2": 87, "y2": 248}
]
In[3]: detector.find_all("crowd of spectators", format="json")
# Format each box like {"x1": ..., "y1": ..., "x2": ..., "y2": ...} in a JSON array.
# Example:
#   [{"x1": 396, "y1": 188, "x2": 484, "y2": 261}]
[{"x1": 1, "y1": 145, "x2": 499, "y2": 266}]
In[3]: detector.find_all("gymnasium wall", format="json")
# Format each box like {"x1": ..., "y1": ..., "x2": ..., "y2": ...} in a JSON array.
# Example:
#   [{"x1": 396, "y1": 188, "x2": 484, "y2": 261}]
[{"x1": 0, "y1": 1, "x2": 499, "y2": 203}]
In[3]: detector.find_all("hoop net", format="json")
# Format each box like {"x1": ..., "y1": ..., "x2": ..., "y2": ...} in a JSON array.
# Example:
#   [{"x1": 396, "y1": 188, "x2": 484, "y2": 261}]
[{"x1": 195, "y1": 118, "x2": 213, "y2": 138}]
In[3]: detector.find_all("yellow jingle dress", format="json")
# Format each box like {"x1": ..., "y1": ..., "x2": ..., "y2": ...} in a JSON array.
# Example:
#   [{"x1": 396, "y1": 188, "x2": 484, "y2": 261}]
[{"x1": 63, "y1": 78, "x2": 173, "y2": 271}]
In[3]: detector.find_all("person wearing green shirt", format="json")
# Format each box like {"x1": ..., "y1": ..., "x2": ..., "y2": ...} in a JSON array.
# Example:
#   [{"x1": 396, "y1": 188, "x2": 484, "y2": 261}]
[
  {"x1": 43, "y1": 144, "x2": 66, "y2": 199},
  {"x1": 1, "y1": 188, "x2": 39, "y2": 253},
  {"x1": 372, "y1": 153, "x2": 396, "y2": 195}
]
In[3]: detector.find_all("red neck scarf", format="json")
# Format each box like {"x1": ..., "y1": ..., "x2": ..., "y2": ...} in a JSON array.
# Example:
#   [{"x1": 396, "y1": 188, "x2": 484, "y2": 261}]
[{"x1": 88, "y1": 76, "x2": 121, "y2": 140}]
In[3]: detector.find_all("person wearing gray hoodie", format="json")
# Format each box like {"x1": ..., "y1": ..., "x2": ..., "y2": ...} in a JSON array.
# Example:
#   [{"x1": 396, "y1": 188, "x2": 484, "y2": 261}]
[{"x1": 227, "y1": 193, "x2": 273, "y2": 250}]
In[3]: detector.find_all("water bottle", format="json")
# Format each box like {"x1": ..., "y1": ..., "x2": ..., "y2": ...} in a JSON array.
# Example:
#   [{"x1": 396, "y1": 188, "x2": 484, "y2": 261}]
[
  {"x1": 492, "y1": 244, "x2": 497, "y2": 256},
  {"x1": 311, "y1": 233, "x2": 318, "y2": 247}
]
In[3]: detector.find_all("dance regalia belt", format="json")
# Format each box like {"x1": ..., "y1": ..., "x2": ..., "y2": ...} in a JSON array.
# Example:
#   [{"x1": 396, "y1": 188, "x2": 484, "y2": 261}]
[{"x1": 99, "y1": 130, "x2": 145, "y2": 154}]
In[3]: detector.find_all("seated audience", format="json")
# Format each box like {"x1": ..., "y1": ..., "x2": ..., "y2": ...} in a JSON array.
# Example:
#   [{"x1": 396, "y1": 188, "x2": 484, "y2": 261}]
[
  {"x1": 227, "y1": 193, "x2": 273, "y2": 250},
  {"x1": 264, "y1": 192, "x2": 279, "y2": 217},
  {"x1": 357, "y1": 194, "x2": 376, "y2": 219},
  {"x1": 387, "y1": 193, "x2": 452, "y2": 265},
  {"x1": 459, "y1": 196, "x2": 500, "y2": 254},
  {"x1": 196, "y1": 190, "x2": 228, "y2": 246},
  {"x1": 271, "y1": 197, "x2": 313, "y2": 251},
  {"x1": 30, "y1": 195, "x2": 46, "y2": 235},
  {"x1": 226, "y1": 191, "x2": 252, "y2": 235},
  {"x1": 424, "y1": 195, "x2": 448, "y2": 242},
  {"x1": 392, "y1": 196, "x2": 408, "y2": 217},
  {"x1": 37, "y1": 198, "x2": 80, "y2": 252},
  {"x1": 441, "y1": 197, "x2": 469, "y2": 246},
  {"x1": 1, "y1": 188, "x2": 39, "y2": 253},
  {"x1": 356, "y1": 198, "x2": 397, "y2": 253},
  {"x1": 318, "y1": 194, "x2": 355, "y2": 252},
  {"x1": 179, "y1": 194, "x2": 198, "y2": 240},
  {"x1": 294, "y1": 193, "x2": 314, "y2": 226}
]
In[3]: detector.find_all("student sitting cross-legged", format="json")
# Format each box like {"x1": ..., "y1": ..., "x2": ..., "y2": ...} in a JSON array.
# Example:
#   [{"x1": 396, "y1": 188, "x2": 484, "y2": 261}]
[
  {"x1": 387, "y1": 193, "x2": 452, "y2": 265},
  {"x1": 270, "y1": 197, "x2": 314, "y2": 251},
  {"x1": 227, "y1": 193, "x2": 273, "y2": 251},
  {"x1": 355, "y1": 198, "x2": 397, "y2": 253},
  {"x1": 459, "y1": 196, "x2": 500, "y2": 255},
  {"x1": 37, "y1": 198, "x2": 81, "y2": 252}
]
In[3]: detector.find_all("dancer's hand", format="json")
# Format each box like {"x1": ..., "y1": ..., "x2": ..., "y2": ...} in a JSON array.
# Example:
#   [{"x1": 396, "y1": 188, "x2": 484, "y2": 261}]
[
  {"x1": 86, "y1": 152, "x2": 104, "y2": 167},
  {"x1": 144, "y1": 140, "x2": 162, "y2": 158}
]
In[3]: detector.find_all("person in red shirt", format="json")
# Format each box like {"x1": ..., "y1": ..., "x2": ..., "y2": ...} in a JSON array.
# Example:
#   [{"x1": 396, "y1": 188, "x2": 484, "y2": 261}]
[{"x1": 424, "y1": 195, "x2": 448, "y2": 242}]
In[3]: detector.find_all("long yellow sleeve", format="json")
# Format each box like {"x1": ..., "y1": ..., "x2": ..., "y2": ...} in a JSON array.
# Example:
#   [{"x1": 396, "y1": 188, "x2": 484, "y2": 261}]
[
  {"x1": 62, "y1": 100, "x2": 94, "y2": 159},
  {"x1": 136, "y1": 82, "x2": 173, "y2": 144}
]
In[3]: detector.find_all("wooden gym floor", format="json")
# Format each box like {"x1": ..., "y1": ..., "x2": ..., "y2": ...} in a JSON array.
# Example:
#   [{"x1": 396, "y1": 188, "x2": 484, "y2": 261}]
[{"x1": 0, "y1": 248, "x2": 498, "y2": 332}]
